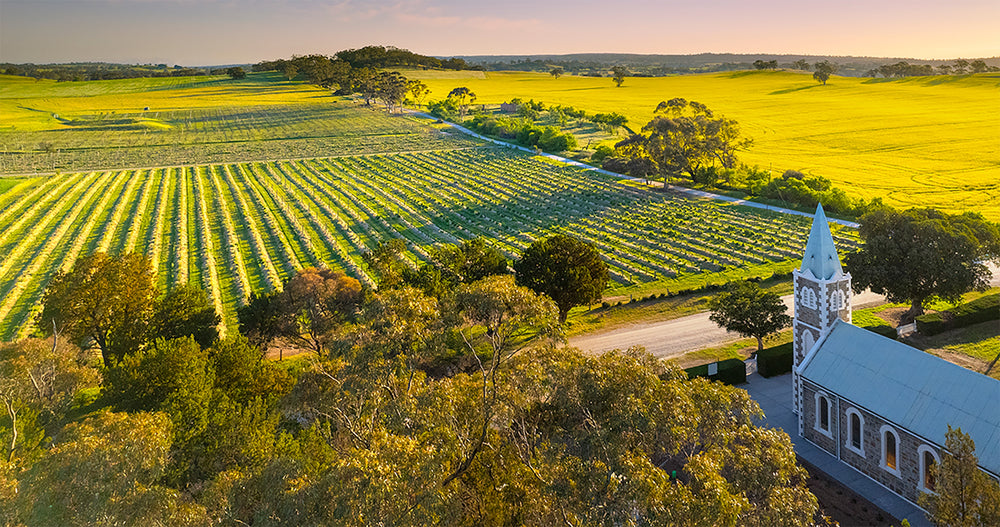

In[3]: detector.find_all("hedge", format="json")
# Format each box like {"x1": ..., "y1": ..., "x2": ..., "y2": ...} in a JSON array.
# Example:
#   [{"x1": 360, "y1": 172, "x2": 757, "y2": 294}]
[
  {"x1": 757, "y1": 342, "x2": 794, "y2": 378},
  {"x1": 863, "y1": 325, "x2": 897, "y2": 340},
  {"x1": 916, "y1": 294, "x2": 999, "y2": 336},
  {"x1": 684, "y1": 358, "x2": 746, "y2": 385}
]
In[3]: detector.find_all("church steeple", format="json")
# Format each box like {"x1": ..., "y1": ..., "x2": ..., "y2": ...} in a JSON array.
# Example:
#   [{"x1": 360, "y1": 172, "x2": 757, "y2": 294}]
[
  {"x1": 792, "y1": 203, "x2": 852, "y2": 417},
  {"x1": 801, "y1": 204, "x2": 843, "y2": 281}
]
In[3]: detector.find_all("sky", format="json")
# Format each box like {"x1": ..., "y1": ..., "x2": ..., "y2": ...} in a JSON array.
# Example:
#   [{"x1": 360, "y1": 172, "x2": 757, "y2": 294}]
[{"x1": 1, "y1": 0, "x2": 997, "y2": 65}]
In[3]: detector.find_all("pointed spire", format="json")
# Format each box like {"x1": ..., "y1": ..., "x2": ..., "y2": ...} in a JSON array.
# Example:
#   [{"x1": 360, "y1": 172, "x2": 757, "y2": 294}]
[{"x1": 801, "y1": 203, "x2": 843, "y2": 280}]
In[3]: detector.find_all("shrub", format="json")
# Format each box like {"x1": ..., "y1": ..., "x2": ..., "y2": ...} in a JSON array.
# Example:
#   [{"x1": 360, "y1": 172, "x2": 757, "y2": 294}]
[
  {"x1": 757, "y1": 342, "x2": 793, "y2": 378},
  {"x1": 864, "y1": 325, "x2": 898, "y2": 340},
  {"x1": 591, "y1": 144, "x2": 614, "y2": 163},
  {"x1": 917, "y1": 293, "x2": 999, "y2": 335},
  {"x1": 684, "y1": 358, "x2": 746, "y2": 385}
]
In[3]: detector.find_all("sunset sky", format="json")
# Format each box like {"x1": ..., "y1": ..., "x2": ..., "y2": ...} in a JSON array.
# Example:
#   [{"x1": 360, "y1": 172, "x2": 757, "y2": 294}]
[{"x1": 2, "y1": 0, "x2": 997, "y2": 65}]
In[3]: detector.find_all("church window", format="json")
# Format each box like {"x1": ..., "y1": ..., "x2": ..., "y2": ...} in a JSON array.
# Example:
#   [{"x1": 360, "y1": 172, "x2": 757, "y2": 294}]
[
  {"x1": 802, "y1": 288, "x2": 817, "y2": 309},
  {"x1": 918, "y1": 446, "x2": 940, "y2": 493},
  {"x1": 881, "y1": 425, "x2": 901, "y2": 476},
  {"x1": 845, "y1": 408, "x2": 864, "y2": 456},
  {"x1": 813, "y1": 392, "x2": 833, "y2": 437},
  {"x1": 830, "y1": 290, "x2": 842, "y2": 310}
]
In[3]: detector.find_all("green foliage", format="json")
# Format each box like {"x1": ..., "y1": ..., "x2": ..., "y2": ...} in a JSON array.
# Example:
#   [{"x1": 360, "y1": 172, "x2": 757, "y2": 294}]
[
  {"x1": 237, "y1": 290, "x2": 282, "y2": 349},
  {"x1": 919, "y1": 426, "x2": 1000, "y2": 527},
  {"x1": 153, "y1": 284, "x2": 220, "y2": 349},
  {"x1": 685, "y1": 357, "x2": 748, "y2": 385},
  {"x1": 515, "y1": 234, "x2": 610, "y2": 323},
  {"x1": 38, "y1": 252, "x2": 156, "y2": 366},
  {"x1": 591, "y1": 144, "x2": 614, "y2": 162},
  {"x1": 467, "y1": 113, "x2": 578, "y2": 152},
  {"x1": 813, "y1": 61, "x2": 838, "y2": 85},
  {"x1": 757, "y1": 342, "x2": 794, "y2": 378},
  {"x1": 916, "y1": 294, "x2": 999, "y2": 336},
  {"x1": 427, "y1": 97, "x2": 459, "y2": 120},
  {"x1": 613, "y1": 100, "x2": 752, "y2": 183},
  {"x1": 611, "y1": 66, "x2": 628, "y2": 87},
  {"x1": 845, "y1": 208, "x2": 1000, "y2": 317},
  {"x1": 103, "y1": 337, "x2": 214, "y2": 449},
  {"x1": 15, "y1": 411, "x2": 208, "y2": 526},
  {"x1": 225, "y1": 67, "x2": 246, "y2": 80},
  {"x1": 708, "y1": 281, "x2": 792, "y2": 354}
]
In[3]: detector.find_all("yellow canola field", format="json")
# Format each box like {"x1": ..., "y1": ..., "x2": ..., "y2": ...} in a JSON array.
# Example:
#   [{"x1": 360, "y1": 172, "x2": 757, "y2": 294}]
[{"x1": 407, "y1": 70, "x2": 1000, "y2": 219}]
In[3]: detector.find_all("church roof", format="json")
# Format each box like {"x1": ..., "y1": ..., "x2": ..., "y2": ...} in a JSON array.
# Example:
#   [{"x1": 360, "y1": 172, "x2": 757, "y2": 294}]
[
  {"x1": 799, "y1": 320, "x2": 1000, "y2": 475},
  {"x1": 801, "y1": 204, "x2": 844, "y2": 280}
]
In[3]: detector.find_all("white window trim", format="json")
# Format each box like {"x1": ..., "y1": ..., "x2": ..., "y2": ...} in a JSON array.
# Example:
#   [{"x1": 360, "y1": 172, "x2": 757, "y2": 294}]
[
  {"x1": 918, "y1": 445, "x2": 941, "y2": 494},
  {"x1": 881, "y1": 425, "x2": 901, "y2": 478},
  {"x1": 813, "y1": 391, "x2": 833, "y2": 439},
  {"x1": 844, "y1": 408, "x2": 865, "y2": 457}
]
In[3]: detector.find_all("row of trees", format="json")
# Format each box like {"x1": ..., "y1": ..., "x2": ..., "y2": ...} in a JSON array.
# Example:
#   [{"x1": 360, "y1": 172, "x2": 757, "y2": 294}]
[{"x1": 864, "y1": 59, "x2": 997, "y2": 78}]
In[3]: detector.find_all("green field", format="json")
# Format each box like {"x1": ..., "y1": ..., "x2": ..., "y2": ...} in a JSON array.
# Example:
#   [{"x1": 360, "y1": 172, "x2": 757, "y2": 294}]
[
  {"x1": 0, "y1": 73, "x2": 477, "y2": 172},
  {"x1": 0, "y1": 147, "x2": 858, "y2": 339},
  {"x1": 405, "y1": 70, "x2": 1000, "y2": 220}
]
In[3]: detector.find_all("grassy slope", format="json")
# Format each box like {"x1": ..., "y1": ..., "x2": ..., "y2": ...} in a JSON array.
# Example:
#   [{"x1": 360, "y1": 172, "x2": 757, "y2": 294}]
[{"x1": 406, "y1": 70, "x2": 1000, "y2": 220}]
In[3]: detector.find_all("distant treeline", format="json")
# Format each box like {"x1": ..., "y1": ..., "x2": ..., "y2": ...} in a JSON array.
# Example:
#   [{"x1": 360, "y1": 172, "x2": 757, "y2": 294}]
[
  {"x1": 254, "y1": 45, "x2": 482, "y2": 75},
  {"x1": 458, "y1": 53, "x2": 1000, "y2": 77},
  {"x1": 0, "y1": 62, "x2": 213, "y2": 81},
  {"x1": 863, "y1": 58, "x2": 997, "y2": 77}
]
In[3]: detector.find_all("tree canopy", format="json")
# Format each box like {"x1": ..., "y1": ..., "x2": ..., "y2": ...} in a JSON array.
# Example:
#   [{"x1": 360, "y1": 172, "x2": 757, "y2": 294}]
[
  {"x1": 38, "y1": 252, "x2": 156, "y2": 366},
  {"x1": 611, "y1": 65, "x2": 628, "y2": 87},
  {"x1": 844, "y1": 208, "x2": 1000, "y2": 318},
  {"x1": 813, "y1": 60, "x2": 838, "y2": 85},
  {"x1": 708, "y1": 281, "x2": 792, "y2": 355},
  {"x1": 514, "y1": 234, "x2": 609, "y2": 324},
  {"x1": 605, "y1": 99, "x2": 752, "y2": 183},
  {"x1": 919, "y1": 426, "x2": 1000, "y2": 527}
]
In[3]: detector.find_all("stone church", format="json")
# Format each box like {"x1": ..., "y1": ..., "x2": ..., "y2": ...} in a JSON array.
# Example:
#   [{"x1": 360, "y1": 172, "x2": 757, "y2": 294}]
[{"x1": 792, "y1": 205, "x2": 1000, "y2": 506}]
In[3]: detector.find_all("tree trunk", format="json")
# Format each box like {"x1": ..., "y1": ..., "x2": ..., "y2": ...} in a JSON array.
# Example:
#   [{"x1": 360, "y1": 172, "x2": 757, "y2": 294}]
[
  {"x1": 906, "y1": 297, "x2": 925, "y2": 321},
  {"x1": 755, "y1": 336, "x2": 764, "y2": 358},
  {"x1": 2, "y1": 396, "x2": 15, "y2": 463},
  {"x1": 558, "y1": 307, "x2": 569, "y2": 325}
]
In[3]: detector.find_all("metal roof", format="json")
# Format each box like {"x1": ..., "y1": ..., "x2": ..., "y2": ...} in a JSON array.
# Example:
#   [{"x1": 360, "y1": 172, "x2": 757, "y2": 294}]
[
  {"x1": 800, "y1": 204, "x2": 844, "y2": 281},
  {"x1": 800, "y1": 320, "x2": 1000, "y2": 474}
]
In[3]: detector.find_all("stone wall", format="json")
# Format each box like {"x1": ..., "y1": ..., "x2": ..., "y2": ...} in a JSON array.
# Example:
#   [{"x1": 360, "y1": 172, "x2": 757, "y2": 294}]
[{"x1": 801, "y1": 379, "x2": 939, "y2": 504}]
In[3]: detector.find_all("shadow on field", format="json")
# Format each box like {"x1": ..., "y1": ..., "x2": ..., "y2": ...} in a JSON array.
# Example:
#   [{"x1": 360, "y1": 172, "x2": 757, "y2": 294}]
[{"x1": 769, "y1": 84, "x2": 823, "y2": 95}]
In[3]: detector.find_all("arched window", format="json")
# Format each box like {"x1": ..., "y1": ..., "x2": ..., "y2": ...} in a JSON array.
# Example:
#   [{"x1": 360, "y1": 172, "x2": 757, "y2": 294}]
[
  {"x1": 918, "y1": 446, "x2": 941, "y2": 493},
  {"x1": 801, "y1": 288, "x2": 817, "y2": 310},
  {"x1": 802, "y1": 331, "x2": 816, "y2": 355},
  {"x1": 830, "y1": 290, "x2": 842, "y2": 310},
  {"x1": 814, "y1": 392, "x2": 832, "y2": 437},
  {"x1": 845, "y1": 408, "x2": 865, "y2": 457},
  {"x1": 881, "y1": 425, "x2": 901, "y2": 476}
]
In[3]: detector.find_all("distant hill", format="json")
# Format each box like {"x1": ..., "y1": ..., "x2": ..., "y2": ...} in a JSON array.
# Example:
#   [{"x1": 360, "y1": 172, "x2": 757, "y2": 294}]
[{"x1": 453, "y1": 53, "x2": 1000, "y2": 77}]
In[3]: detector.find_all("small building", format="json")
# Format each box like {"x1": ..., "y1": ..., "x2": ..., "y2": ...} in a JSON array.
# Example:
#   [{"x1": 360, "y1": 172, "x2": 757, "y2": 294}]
[
  {"x1": 792, "y1": 204, "x2": 1000, "y2": 506},
  {"x1": 499, "y1": 102, "x2": 519, "y2": 114}
]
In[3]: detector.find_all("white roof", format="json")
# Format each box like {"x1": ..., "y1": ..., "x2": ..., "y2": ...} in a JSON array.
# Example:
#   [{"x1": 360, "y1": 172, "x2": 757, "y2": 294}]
[
  {"x1": 800, "y1": 204, "x2": 844, "y2": 281},
  {"x1": 800, "y1": 320, "x2": 1000, "y2": 475}
]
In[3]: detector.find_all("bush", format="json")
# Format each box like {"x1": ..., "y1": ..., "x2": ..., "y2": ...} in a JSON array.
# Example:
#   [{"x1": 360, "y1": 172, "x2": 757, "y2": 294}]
[
  {"x1": 757, "y1": 342, "x2": 793, "y2": 378},
  {"x1": 864, "y1": 325, "x2": 898, "y2": 340},
  {"x1": 684, "y1": 358, "x2": 746, "y2": 385},
  {"x1": 591, "y1": 144, "x2": 614, "y2": 163},
  {"x1": 916, "y1": 294, "x2": 999, "y2": 336}
]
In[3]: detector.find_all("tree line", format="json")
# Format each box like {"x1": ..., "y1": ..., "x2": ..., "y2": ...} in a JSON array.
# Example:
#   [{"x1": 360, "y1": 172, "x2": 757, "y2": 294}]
[{"x1": 1, "y1": 62, "x2": 211, "y2": 82}]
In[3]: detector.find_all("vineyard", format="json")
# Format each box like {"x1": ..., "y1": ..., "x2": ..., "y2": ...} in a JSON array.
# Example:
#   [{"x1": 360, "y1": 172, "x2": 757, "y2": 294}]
[{"x1": 0, "y1": 147, "x2": 859, "y2": 339}]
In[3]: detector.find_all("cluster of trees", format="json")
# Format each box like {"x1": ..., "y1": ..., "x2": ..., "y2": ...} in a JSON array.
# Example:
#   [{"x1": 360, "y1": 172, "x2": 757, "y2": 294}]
[
  {"x1": 864, "y1": 59, "x2": 997, "y2": 77},
  {"x1": 465, "y1": 114, "x2": 579, "y2": 152},
  {"x1": 1, "y1": 62, "x2": 208, "y2": 81},
  {"x1": 601, "y1": 99, "x2": 752, "y2": 183},
  {"x1": 1, "y1": 232, "x2": 845, "y2": 525},
  {"x1": 253, "y1": 53, "x2": 429, "y2": 112}
]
